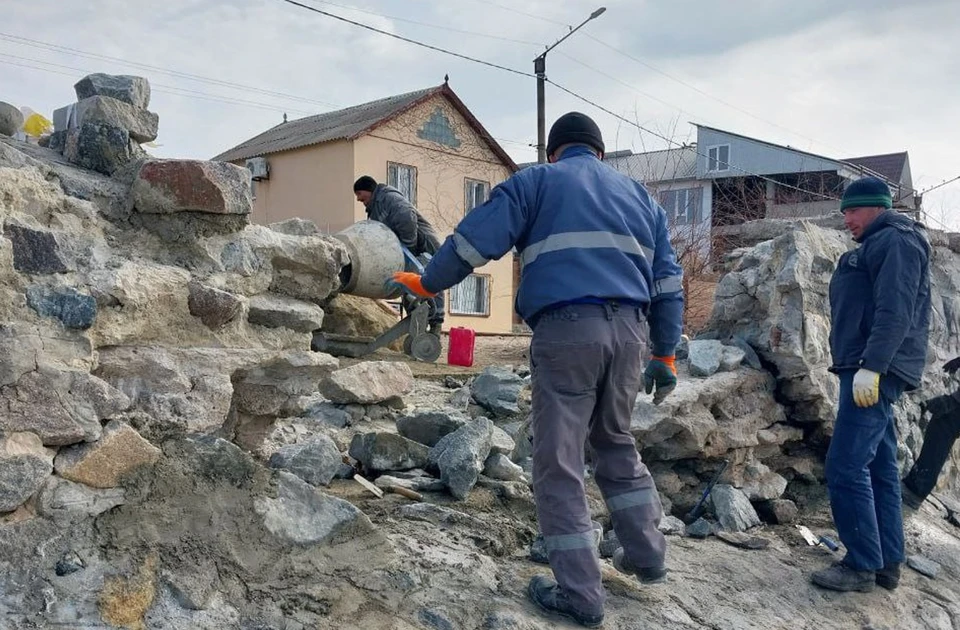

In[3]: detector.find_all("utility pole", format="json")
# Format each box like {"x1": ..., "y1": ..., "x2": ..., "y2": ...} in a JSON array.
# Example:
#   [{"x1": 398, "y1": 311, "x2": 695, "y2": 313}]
[{"x1": 535, "y1": 7, "x2": 607, "y2": 163}]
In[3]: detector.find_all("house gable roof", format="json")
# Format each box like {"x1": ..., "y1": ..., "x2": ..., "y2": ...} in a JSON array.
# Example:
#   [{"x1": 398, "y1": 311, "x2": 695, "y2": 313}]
[
  {"x1": 842, "y1": 152, "x2": 908, "y2": 184},
  {"x1": 212, "y1": 84, "x2": 517, "y2": 171},
  {"x1": 603, "y1": 146, "x2": 698, "y2": 183}
]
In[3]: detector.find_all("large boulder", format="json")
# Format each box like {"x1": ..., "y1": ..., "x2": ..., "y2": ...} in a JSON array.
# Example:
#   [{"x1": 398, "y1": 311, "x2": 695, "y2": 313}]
[
  {"x1": 710, "y1": 484, "x2": 761, "y2": 532},
  {"x1": 268, "y1": 435, "x2": 342, "y2": 487},
  {"x1": 688, "y1": 340, "x2": 724, "y2": 377},
  {"x1": 74, "y1": 95, "x2": 158, "y2": 143},
  {"x1": 0, "y1": 101, "x2": 24, "y2": 136},
  {"x1": 130, "y1": 159, "x2": 252, "y2": 215},
  {"x1": 0, "y1": 432, "x2": 54, "y2": 512},
  {"x1": 319, "y1": 361, "x2": 414, "y2": 405},
  {"x1": 396, "y1": 411, "x2": 469, "y2": 447},
  {"x1": 63, "y1": 122, "x2": 139, "y2": 175},
  {"x1": 232, "y1": 351, "x2": 340, "y2": 417},
  {"x1": 74, "y1": 73, "x2": 151, "y2": 109}
]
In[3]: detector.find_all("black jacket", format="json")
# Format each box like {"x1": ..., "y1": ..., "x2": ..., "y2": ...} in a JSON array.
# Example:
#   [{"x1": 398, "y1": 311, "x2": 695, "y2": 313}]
[
  {"x1": 829, "y1": 211, "x2": 931, "y2": 388},
  {"x1": 365, "y1": 184, "x2": 440, "y2": 256}
]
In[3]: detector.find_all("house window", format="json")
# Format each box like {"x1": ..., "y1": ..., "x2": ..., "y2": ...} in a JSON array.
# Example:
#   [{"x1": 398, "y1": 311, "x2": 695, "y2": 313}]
[
  {"x1": 660, "y1": 188, "x2": 703, "y2": 225},
  {"x1": 418, "y1": 107, "x2": 462, "y2": 149},
  {"x1": 707, "y1": 145, "x2": 730, "y2": 172},
  {"x1": 387, "y1": 162, "x2": 417, "y2": 204},
  {"x1": 464, "y1": 178, "x2": 490, "y2": 214},
  {"x1": 449, "y1": 274, "x2": 490, "y2": 316}
]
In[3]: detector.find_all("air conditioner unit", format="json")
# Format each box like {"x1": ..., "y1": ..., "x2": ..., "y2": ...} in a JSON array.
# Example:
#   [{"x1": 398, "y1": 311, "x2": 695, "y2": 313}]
[{"x1": 246, "y1": 157, "x2": 270, "y2": 181}]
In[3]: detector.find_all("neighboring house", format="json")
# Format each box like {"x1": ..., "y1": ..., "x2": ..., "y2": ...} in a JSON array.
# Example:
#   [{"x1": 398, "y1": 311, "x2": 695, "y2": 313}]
[{"x1": 213, "y1": 82, "x2": 518, "y2": 334}]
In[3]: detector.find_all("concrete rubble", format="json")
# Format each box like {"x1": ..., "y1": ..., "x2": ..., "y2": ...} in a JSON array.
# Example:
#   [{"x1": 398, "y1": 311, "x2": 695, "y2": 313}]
[{"x1": 0, "y1": 73, "x2": 959, "y2": 629}]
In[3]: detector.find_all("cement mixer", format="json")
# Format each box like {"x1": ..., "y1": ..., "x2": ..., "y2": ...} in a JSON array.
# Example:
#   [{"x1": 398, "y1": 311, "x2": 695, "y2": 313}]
[{"x1": 311, "y1": 220, "x2": 443, "y2": 362}]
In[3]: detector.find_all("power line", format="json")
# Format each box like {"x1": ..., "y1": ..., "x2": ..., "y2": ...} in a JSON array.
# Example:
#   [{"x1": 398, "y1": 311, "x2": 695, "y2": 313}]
[
  {"x1": 301, "y1": 0, "x2": 543, "y2": 46},
  {"x1": 0, "y1": 32, "x2": 340, "y2": 109},
  {"x1": 277, "y1": 0, "x2": 534, "y2": 78},
  {"x1": 920, "y1": 174, "x2": 960, "y2": 196},
  {"x1": 0, "y1": 57, "x2": 315, "y2": 115},
  {"x1": 456, "y1": 0, "x2": 572, "y2": 28},
  {"x1": 546, "y1": 78, "x2": 839, "y2": 201}
]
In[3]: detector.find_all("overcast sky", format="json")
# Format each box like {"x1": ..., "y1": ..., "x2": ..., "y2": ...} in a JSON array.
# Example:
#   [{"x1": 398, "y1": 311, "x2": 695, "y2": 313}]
[{"x1": 2, "y1": 0, "x2": 958, "y2": 229}]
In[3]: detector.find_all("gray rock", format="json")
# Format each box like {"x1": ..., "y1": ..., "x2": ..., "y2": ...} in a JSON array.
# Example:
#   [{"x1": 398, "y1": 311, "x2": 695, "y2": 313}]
[
  {"x1": 52, "y1": 104, "x2": 74, "y2": 132},
  {"x1": 599, "y1": 530, "x2": 621, "y2": 558},
  {"x1": 302, "y1": 400, "x2": 352, "y2": 428},
  {"x1": 430, "y1": 418, "x2": 494, "y2": 500},
  {"x1": 36, "y1": 477, "x2": 126, "y2": 521},
  {"x1": 443, "y1": 375, "x2": 464, "y2": 389},
  {"x1": 490, "y1": 424, "x2": 517, "y2": 455},
  {"x1": 232, "y1": 351, "x2": 339, "y2": 417},
  {"x1": 348, "y1": 432, "x2": 430, "y2": 473},
  {"x1": 449, "y1": 385, "x2": 472, "y2": 410},
  {"x1": 74, "y1": 95, "x2": 158, "y2": 143},
  {"x1": 396, "y1": 411, "x2": 468, "y2": 447},
  {"x1": 268, "y1": 435, "x2": 342, "y2": 487},
  {"x1": 659, "y1": 515, "x2": 687, "y2": 536},
  {"x1": 0, "y1": 101, "x2": 23, "y2": 136},
  {"x1": 675, "y1": 336, "x2": 689, "y2": 360},
  {"x1": 739, "y1": 461, "x2": 788, "y2": 501},
  {"x1": 320, "y1": 361, "x2": 414, "y2": 405},
  {"x1": 55, "y1": 551, "x2": 85, "y2": 577},
  {"x1": 63, "y1": 122, "x2": 138, "y2": 175},
  {"x1": 0, "y1": 432, "x2": 54, "y2": 512},
  {"x1": 179, "y1": 436, "x2": 257, "y2": 486},
  {"x1": 755, "y1": 499, "x2": 798, "y2": 525},
  {"x1": 187, "y1": 281, "x2": 242, "y2": 329},
  {"x1": 418, "y1": 608, "x2": 455, "y2": 630},
  {"x1": 710, "y1": 485, "x2": 761, "y2": 532},
  {"x1": 129, "y1": 159, "x2": 252, "y2": 215},
  {"x1": 254, "y1": 471, "x2": 374, "y2": 545},
  {"x1": 688, "y1": 339, "x2": 724, "y2": 377},
  {"x1": 728, "y1": 336, "x2": 762, "y2": 370},
  {"x1": 25, "y1": 285, "x2": 97, "y2": 329},
  {"x1": 720, "y1": 345, "x2": 746, "y2": 372},
  {"x1": 268, "y1": 217, "x2": 319, "y2": 236},
  {"x1": 471, "y1": 367, "x2": 524, "y2": 417},
  {"x1": 335, "y1": 463, "x2": 356, "y2": 479},
  {"x1": 685, "y1": 517, "x2": 715, "y2": 539},
  {"x1": 907, "y1": 554, "x2": 940, "y2": 579},
  {"x1": 47, "y1": 129, "x2": 68, "y2": 153},
  {"x1": 0, "y1": 367, "x2": 130, "y2": 446},
  {"x1": 482, "y1": 452, "x2": 525, "y2": 482},
  {"x1": 74, "y1": 73, "x2": 151, "y2": 109},
  {"x1": 4, "y1": 221, "x2": 70, "y2": 274}
]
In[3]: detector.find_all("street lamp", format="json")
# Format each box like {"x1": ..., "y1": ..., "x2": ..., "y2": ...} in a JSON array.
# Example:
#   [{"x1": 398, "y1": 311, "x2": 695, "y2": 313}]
[{"x1": 535, "y1": 7, "x2": 607, "y2": 163}]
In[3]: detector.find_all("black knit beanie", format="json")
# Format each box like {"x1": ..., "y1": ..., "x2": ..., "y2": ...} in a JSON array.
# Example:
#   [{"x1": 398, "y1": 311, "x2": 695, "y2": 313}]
[
  {"x1": 353, "y1": 175, "x2": 378, "y2": 193},
  {"x1": 546, "y1": 112, "x2": 605, "y2": 158}
]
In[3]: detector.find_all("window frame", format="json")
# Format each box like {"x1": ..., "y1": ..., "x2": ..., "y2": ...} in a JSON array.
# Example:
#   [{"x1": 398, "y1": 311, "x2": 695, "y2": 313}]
[
  {"x1": 707, "y1": 144, "x2": 730, "y2": 173},
  {"x1": 448, "y1": 273, "x2": 492, "y2": 317},
  {"x1": 386, "y1": 161, "x2": 418, "y2": 204},
  {"x1": 464, "y1": 178, "x2": 491, "y2": 215}
]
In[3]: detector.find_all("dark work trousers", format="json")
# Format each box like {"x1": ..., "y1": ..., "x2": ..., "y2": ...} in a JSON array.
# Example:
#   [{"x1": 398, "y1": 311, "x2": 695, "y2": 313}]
[
  {"x1": 826, "y1": 370, "x2": 906, "y2": 571},
  {"x1": 904, "y1": 390, "x2": 960, "y2": 499},
  {"x1": 530, "y1": 303, "x2": 666, "y2": 615}
]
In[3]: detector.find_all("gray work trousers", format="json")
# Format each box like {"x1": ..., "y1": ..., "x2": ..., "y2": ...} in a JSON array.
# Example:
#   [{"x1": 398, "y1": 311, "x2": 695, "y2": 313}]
[{"x1": 530, "y1": 303, "x2": 666, "y2": 615}]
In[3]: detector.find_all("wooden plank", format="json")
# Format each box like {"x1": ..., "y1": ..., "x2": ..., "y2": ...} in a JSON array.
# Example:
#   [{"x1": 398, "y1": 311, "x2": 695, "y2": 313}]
[{"x1": 353, "y1": 474, "x2": 384, "y2": 498}]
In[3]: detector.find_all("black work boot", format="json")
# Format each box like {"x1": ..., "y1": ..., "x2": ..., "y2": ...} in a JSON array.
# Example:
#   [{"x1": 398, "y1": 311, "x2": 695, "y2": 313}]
[
  {"x1": 810, "y1": 562, "x2": 876, "y2": 592},
  {"x1": 527, "y1": 575, "x2": 604, "y2": 628},
  {"x1": 876, "y1": 563, "x2": 901, "y2": 590},
  {"x1": 612, "y1": 547, "x2": 667, "y2": 584}
]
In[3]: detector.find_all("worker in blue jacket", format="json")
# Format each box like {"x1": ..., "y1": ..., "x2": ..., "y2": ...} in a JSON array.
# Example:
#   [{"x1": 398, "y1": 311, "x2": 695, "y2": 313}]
[
  {"x1": 392, "y1": 112, "x2": 684, "y2": 627},
  {"x1": 811, "y1": 176, "x2": 931, "y2": 593}
]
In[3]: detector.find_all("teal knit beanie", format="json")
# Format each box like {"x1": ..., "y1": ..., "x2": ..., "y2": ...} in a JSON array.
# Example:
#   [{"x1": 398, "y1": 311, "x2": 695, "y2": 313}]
[{"x1": 840, "y1": 176, "x2": 892, "y2": 212}]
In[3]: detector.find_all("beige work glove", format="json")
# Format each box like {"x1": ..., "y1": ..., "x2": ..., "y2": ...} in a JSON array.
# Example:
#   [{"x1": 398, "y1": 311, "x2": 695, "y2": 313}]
[{"x1": 852, "y1": 368, "x2": 880, "y2": 407}]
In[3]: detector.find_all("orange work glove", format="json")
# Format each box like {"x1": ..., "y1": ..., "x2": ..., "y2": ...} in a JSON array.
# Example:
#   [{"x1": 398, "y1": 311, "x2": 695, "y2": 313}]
[{"x1": 390, "y1": 272, "x2": 437, "y2": 298}]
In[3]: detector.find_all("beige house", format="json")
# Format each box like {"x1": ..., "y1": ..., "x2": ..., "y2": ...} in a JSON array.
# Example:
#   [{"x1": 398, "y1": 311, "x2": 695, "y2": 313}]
[{"x1": 214, "y1": 82, "x2": 518, "y2": 334}]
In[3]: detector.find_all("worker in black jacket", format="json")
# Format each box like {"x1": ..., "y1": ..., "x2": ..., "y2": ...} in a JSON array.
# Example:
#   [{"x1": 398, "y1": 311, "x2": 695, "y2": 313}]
[
  {"x1": 353, "y1": 175, "x2": 444, "y2": 334},
  {"x1": 903, "y1": 356, "x2": 960, "y2": 506}
]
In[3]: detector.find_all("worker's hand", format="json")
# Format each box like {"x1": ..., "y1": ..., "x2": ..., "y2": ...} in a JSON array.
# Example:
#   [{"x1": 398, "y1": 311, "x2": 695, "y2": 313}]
[
  {"x1": 644, "y1": 355, "x2": 677, "y2": 405},
  {"x1": 852, "y1": 368, "x2": 881, "y2": 407},
  {"x1": 944, "y1": 356, "x2": 960, "y2": 375},
  {"x1": 389, "y1": 272, "x2": 437, "y2": 298}
]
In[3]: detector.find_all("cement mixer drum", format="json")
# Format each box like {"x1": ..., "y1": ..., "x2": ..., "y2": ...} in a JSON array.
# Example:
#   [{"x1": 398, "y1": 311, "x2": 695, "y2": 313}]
[{"x1": 334, "y1": 220, "x2": 405, "y2": 299}]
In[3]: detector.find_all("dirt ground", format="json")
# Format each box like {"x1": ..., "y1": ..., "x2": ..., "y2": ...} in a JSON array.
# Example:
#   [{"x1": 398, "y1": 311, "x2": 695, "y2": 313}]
[{"x1": 339, "y1": 333, "x2": 531, "y2": 378}]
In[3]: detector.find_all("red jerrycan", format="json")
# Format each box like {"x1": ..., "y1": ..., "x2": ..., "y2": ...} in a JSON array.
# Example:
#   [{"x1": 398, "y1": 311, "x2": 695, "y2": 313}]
[{"x1": 447, "y1": 327, "x2": 476, "y2": 367}]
